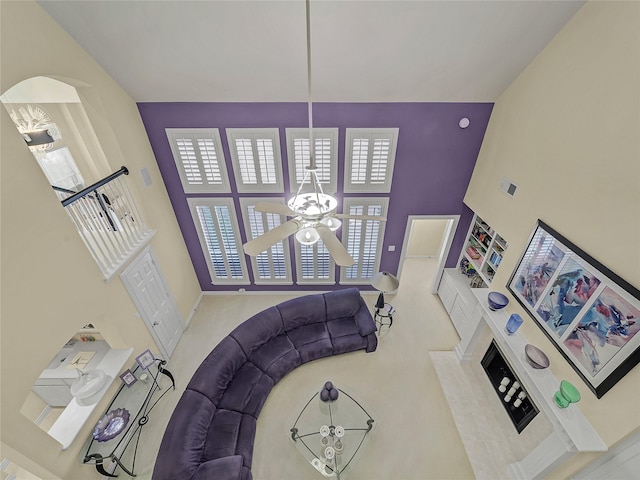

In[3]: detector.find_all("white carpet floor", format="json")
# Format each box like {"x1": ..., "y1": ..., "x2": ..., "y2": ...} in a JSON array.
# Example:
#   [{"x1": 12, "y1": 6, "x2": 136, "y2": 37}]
[{"x1": 132, "y1": 257, "x2": 476, "y2": 480}]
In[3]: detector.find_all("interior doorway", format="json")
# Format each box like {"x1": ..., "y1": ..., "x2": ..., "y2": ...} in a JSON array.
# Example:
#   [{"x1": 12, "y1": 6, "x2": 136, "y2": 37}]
[
  {"x1": 121, "y1": 247, "x2": 184, "y2": 359},
  {"x1": 397, "y1": 215, "x2": 459, "y2": 294}
]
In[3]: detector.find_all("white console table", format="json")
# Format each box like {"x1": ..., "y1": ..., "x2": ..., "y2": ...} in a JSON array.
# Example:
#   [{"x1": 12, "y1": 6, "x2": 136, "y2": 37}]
[{"x1": 469, "y1": 288, "x2": 607, "y2": 479}]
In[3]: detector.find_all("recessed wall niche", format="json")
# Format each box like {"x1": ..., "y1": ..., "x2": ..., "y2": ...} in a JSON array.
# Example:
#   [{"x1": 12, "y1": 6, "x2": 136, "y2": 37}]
[{"x1": 21, "y1": 325, "x2": 113, "y2": 434}]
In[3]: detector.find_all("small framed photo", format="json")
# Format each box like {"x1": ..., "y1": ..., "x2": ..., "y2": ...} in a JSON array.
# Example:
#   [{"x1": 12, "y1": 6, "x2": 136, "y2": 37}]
[
  {"x1": 119, "y1": 369, "x2": 137, "y2": 387},
  {"x1": 135, "y1": 349, "x2": 156, "y2": 370}
]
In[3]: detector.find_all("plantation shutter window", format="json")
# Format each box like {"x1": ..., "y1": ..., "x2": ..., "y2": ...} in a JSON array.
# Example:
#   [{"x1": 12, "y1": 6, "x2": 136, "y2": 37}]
[
  {"x1": 227, "y1": 128, "x2": 284, "y2": 193},
  {"x1": 344, "y1": 129, "x2": 398, "y2": 193},
  {"x1": 286, "y1": 128, "x2": 338, "y2": 194},
  {"x1": 187, "y1": 198, "x2": 249, "y2": 285},
  {"x1": 166, "y1": 129, "x2": 230, "y2": 193},
  {"x1": 341, "y1": 198, "x2": 388, "y2": 284},
  {"x1": 295, "y1": 240, "x2": 335, "y2": 284},
  {"x1": 239, "y1": 198, "x2": 292, "y2": 284}
]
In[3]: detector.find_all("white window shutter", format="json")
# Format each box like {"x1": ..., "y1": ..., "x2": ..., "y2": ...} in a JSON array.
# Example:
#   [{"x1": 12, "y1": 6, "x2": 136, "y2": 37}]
[
  {"x1": 344, "y1": 129, "x2": 398, "y2": 193},
  {"x1": 341, "y1": 197, "x2": 388, "y2": 283},
  {"x1": 296, "y1": 240, "x2": 335, "y2": 284},
  {"x1": 286, "y1": 128, "x2": 338, "y2": 194},
  {"x1": 239, "y1": 198, "x2": 292, "y2": 284},
  {"x1": 226, "y1": 128, "x2": 284, "y2": 193},
  {"x1": 187, "y1": 198, "x2": 249, "y2": 285},
  {"x1": 166, "y1": 129, "x2": 230, "y2": 193}
]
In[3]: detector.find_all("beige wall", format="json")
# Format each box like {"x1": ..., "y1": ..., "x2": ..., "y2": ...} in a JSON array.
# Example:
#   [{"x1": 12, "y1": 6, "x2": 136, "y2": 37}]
[
  {"x1": 0, "y1": 1, "x2": 200, "y2": 477},
  {"x1": 407, "y1": 218, "x2": 449, "y2": 257},
  {"x1": 464, "y1": 1, "x2": 640, "y2": 477}
]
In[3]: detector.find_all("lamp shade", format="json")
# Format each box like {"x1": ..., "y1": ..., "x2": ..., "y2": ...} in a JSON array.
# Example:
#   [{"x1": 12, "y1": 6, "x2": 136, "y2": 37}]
[{"x1": 371, "y1": 271, "x2": 399, "y2": 293}]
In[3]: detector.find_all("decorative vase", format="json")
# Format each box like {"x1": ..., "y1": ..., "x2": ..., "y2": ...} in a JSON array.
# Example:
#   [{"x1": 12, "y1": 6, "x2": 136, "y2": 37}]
[
  {"x1": 505, "y1": 314, "x2": 523, "y2": 335},
  {"x1": 554, "y1": 380, "x2": 581, "y2": 408}
]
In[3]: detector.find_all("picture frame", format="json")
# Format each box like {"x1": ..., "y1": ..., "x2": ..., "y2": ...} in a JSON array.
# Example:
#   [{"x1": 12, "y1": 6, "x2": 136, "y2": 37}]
[
  {"x1": 507, "y1": 220, "x2": 640, "y2": 398},
  {"x1": 119, "y1": 369, "x2": 137, "y2": 387},
  {"x1": 135, "y1": 349, "x2": 156, "y2": 370}
]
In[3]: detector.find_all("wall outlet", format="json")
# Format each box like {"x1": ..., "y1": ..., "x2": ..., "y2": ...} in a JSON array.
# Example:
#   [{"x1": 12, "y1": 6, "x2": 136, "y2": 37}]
[{"x1": 388, "y1": 245, "x2": 396, "y2": 252}]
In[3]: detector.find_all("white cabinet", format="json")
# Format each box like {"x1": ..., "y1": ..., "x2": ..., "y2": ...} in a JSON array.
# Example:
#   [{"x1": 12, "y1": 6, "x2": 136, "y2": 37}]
[{"x1": 438, "y1": 269, "x2": 483, "y2": 340}]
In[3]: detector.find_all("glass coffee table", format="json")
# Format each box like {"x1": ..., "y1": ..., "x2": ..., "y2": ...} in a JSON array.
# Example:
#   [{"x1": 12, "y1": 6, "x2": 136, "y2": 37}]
[{"x1": 290, "y1": 383, "x2": 374, "y2": 479}]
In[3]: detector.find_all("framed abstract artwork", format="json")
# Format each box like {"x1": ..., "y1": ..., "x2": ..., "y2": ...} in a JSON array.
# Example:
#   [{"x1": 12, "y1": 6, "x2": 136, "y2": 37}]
[{"x1": 507, "y1": 220, "x2": 640, "y2": 398}]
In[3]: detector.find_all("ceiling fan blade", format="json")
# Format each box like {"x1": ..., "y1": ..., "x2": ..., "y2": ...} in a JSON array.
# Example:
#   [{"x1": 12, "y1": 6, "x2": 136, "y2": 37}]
[
  {"x1": 254, "y1": 202, "x2": 296, "y2": 217},
  {"x1": 243, "y1": 220, "x2": 299, "y2": 256},
  {"x1": 316, "y1": 225, "x2": 354, "y2": 267},
  {"x1": 333, "y1": 213, "x2": 387, "y2": 222}
]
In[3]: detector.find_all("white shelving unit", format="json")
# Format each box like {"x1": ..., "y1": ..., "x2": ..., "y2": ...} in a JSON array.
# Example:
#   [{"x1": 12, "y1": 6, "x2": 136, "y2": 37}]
[{"x1": 460, "y1": 215, "x2": 508, "y2": 285}]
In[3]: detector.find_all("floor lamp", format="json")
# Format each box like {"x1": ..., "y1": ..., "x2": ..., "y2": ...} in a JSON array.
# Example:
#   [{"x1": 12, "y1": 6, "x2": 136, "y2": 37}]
[{"x1": 371, "y1": 272, "x2": 399, "y2": 309}]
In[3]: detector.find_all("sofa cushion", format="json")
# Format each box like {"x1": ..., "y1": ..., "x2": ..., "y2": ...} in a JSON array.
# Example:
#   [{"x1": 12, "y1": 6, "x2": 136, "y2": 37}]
[
  {"x1": 297, "y1": 337, "x2": 334, "y2": 363},
  {"x1": 188, "y1": 336, "x2": 247, "y2": 406},
  {"x1": 230, "y1": 306, "x2": 285, "y2": 357},
  {"x1": 152, "y1": 390, "x2": 216, "y2": 480},
  {"x1": 287, "y1": 322, "x2": 330, "y2": 349},
  {"x1": 204, "y1": 410, "x2": 257, "y2": 468},
  {"x1": 191, "y1": 456, "x2": 244, "y2": 480},
  {"x1": 248, "y1": 335, "x2": 301, "y2": 382},
  {"x1": 327, "y1": 317, "x2": 360, "y2": 338},
  {"x1": 324, "y1": 288, "x2": 362, "y2": 320},
  {"x1": 218, "y1": 362, "x2": 274, "y2": 417},
  {"x1": 332, "y1": 333, "x2": 368, "y2": 354},
  {"x1": 278, "y1": 293, "x2": 326, "y2": 330}
]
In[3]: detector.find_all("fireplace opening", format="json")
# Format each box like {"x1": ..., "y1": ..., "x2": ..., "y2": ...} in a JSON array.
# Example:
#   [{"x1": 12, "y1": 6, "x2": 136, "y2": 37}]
[{"x1": 481, "y1": 340, "x2": 539, "y2": 433}]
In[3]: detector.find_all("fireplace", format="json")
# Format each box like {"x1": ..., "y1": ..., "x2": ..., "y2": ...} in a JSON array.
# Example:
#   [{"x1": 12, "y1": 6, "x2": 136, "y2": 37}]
[{"x1": 481, "y1": 340, "x2": 538, "y2": 433}]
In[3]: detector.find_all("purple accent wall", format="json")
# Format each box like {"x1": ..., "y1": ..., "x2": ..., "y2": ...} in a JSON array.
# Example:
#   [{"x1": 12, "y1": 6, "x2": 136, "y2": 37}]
[{"x1": 137, "y1": 102, "x2": 492, "y2": 291}]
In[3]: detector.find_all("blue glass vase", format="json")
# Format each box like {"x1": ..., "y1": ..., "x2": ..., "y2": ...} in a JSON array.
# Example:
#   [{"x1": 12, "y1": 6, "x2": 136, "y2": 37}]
[{"x1": 505, "y1": 314, "x2": 523, "y2": 335}]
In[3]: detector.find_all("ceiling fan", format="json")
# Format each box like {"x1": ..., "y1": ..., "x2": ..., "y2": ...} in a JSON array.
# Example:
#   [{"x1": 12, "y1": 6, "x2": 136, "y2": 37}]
[{"x1": 242, "y1": 0, "x2": 386, "y2": 267}]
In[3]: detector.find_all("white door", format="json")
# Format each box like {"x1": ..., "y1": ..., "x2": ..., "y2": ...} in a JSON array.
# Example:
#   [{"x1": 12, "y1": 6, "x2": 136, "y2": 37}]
[{"x1": 121, "y1": 247, "x2": 183, "y2": 358}]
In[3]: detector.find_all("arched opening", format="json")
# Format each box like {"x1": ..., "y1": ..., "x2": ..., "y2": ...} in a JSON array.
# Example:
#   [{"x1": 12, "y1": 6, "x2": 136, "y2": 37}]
[
  {"x1": 1, "y1": 76, "x2": 110, "y2": 196},
  {"x1": 2, "y1": 76, "x2": 154, "y2": 280}
]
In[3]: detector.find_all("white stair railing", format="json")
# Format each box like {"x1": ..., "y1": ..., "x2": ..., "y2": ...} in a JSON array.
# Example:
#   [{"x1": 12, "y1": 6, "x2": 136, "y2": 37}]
[{"x1": 61, "y1": 167, "x2": 154, "y2": 279}]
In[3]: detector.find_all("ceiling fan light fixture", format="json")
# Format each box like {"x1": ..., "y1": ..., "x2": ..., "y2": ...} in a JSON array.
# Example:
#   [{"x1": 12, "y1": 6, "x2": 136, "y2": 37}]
[
  {"x1": 288, "y1": 191, "x2": 337, "y2": 218},
  {"x1": 320, "y1": 216, "x2": 341, "y2": 231},
  {"x1": 295, "y1": 226, "x2": 320, "y2": 245}
]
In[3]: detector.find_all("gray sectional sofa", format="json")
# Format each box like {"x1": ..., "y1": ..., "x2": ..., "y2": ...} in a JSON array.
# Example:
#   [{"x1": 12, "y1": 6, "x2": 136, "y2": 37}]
[{"x1": 152, "y1": 288, "x2": 377, "y2": 480}]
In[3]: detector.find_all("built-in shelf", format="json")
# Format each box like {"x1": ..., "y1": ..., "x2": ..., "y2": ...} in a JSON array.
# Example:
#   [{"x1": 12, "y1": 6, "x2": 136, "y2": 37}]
[
  {"x1": 471, "y1": 288, "x2": 606, "y2": 453},
  {"x1": 48, "y1": 348, "x2": 133, "y2": 450}
]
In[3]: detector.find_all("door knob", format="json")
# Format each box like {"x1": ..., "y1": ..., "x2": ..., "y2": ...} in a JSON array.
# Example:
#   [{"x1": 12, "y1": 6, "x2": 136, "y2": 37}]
[{"x1": 153, "y1": 321, "x2": 160, "y2": 326}]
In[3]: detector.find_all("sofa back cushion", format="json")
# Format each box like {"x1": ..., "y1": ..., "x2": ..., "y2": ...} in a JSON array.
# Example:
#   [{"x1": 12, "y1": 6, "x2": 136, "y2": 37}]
[
  {"x1": 278, "y1": 293, "x2": 326, "y2": 331},
  {"x1": 152, "y1": 390, "x2": 217, "y2": 480},
  {"x1": 188, "y1": 336, "x2": 247, "y2": 405},
  {"x1": 230, "y1": 306, "x2": 284, "y2": 357},
  {"x1": 324, "y1": 288, "x2": 362, "y2": 320}
]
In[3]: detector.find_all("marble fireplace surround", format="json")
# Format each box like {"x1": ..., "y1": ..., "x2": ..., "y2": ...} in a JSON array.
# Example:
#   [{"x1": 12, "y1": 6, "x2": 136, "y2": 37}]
[{"x1": 432, "y1": 288, "x2": 607, "y2": 480}]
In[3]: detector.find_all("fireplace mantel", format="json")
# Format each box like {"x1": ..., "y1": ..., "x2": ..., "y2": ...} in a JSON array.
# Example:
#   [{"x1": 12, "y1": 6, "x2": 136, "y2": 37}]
[
  {"x1": 453, "y1": 287, "x2": 608, "y2": 479},
  {"x1": 471, "y1": 288, "x2": 606, "y2": 453}
]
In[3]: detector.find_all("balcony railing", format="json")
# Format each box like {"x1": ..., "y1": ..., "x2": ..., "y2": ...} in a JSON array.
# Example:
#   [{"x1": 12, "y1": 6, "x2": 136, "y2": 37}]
[{"x1": 59, "y1": 167, "x2": 154, "y2": 279}]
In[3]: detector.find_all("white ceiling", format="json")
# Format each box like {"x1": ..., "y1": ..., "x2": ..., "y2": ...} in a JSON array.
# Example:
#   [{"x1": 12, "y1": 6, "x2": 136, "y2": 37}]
[{"x1": 38, "y1": 0, "x2": 585, "y2": 103}]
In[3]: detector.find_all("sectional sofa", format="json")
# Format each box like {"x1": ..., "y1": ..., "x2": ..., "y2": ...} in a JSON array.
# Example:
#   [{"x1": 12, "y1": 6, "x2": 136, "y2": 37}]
[{"x1": 152, "y1": 287, "x2": 377, "y2": 480}]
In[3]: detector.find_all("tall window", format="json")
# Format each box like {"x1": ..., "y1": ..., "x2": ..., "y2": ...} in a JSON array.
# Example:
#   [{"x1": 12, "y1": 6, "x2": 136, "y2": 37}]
[
  {"x1": 226, "y1": 129, "x2": 284, "y2": 193},
  {"x1": 286, "y1": 128, "x2": 338, "y2": 194},
  {"x1": 344, "y1": 128, "x2": 398, "y2": 193},
  {"x1": 166, "y1": 129, "x2": 230, "y2": 193},
  {"x1": 341, "y1": 198, "x2": 388, "y2": 283},
  {"x1": 295, "y1": 240, "x2": 335, "y2": 284},
  {"x1": 239, "y1": 198, "x2": 292, "y2": 284},
  {"x1": 188, "y1": 198, "x2": 248, "y2": 284}
]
